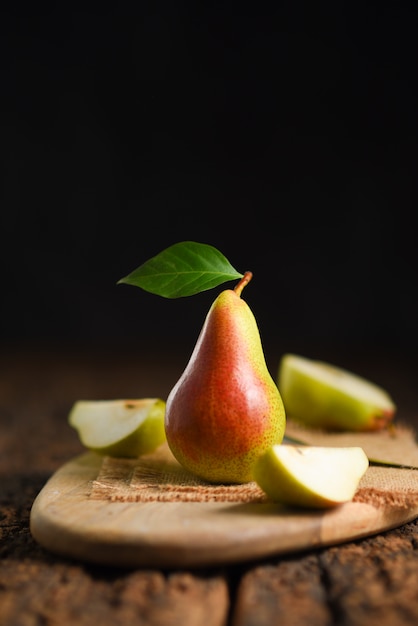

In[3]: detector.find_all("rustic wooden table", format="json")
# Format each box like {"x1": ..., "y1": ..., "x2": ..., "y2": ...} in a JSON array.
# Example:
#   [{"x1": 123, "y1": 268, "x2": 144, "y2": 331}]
[{"x1": 1, "y1": 344, "x2": 418, "y2": 626}]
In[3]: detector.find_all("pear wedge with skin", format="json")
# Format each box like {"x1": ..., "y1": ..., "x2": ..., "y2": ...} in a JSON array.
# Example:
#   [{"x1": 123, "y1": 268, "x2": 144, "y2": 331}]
[
  {"x1": 164, "y1": 272, "x2": 286, "y2": 484},
  {"x1": 69, "y1": 398, "x2": 166, "y2": 457},
  {"x1": 278, "y1": 354, "x2": 396, "y2": 432},
  {"x1": 253, "y1": 444, "x2": 369, "y2": 509}
]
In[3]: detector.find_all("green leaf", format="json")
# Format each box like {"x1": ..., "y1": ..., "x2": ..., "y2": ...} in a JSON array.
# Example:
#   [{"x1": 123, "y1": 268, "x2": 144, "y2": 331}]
[{"x1": 117, "y1": 241, "x2": 244, "y2": 298}]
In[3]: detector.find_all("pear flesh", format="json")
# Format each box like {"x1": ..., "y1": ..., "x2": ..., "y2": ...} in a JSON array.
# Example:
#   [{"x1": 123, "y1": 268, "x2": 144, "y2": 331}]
[
  {"x1": 165, "y1": 273, "x2": 286, "y2": 484},
  {"x1": 69, "y1": 398, "x2": 166, "y2": 457},
  {"x1": 253, "y1": 444, "x2": 369, "y2": 508},
  {"x1": 278, "y1": 354, "x2": 396, "y2": 431}
]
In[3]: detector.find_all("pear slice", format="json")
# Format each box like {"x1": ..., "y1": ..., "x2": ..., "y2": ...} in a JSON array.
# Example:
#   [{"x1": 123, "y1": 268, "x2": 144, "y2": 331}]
[
  {"x1": 253, "y1": 444, "x2": 369, "y2": 508},
  {"x1": 278, "y1": 354, "x2": 396, "y2": 431},
  {"x1": 69, "y1": 398, "x2": 166, "y2": 457}
]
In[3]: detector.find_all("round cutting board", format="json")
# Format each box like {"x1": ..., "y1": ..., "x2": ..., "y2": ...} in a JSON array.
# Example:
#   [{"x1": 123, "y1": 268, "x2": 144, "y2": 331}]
[{"x1": 30, "y1": 422, "x2": 418, "y2": 569}]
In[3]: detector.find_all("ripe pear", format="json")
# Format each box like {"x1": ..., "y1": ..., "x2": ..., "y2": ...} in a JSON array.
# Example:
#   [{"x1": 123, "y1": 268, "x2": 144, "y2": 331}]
[
  {"x1": 164, "y1": 272, "x2": 286, "y2": 484},
  {"x1": 278, "y1": 354, "x2": 396, "y2": 432},
  {"x1": 253, "y1": 444, "x2": 369, "y2": 508}
]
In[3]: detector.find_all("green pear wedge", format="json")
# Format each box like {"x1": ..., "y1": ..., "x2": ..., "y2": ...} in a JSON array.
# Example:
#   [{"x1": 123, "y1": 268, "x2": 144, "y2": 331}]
[
  {"x1": 278, "y1": 354, "x2": 396, "y2": 432},
  {"x1": 253, "y1": 444, "x2": 369, "y2": 508},
  {"x1": 69, "y1": 398, "x2": 166, "y2": 457},
  {"x1": 164, "y1": 272, "x2": 286, "y2": 484}
]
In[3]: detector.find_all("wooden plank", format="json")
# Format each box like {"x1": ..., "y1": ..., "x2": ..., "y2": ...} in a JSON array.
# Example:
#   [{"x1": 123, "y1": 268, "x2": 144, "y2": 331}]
[
  {"x1": 232, "y1": 528, "x2": 418, "y2": 626},
  {"x1": 0, "y1": 560, "x2": 229, "y2": 626},
  {"x1": 232, "y1": 554, "x2": 331, "y2": 626}
]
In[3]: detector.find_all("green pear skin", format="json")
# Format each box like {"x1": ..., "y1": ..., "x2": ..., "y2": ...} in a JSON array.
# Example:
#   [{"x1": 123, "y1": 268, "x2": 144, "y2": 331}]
[
  {"x1": 165, "y1": 272, "x2": 286, "y2": 484},
  {"x1": 278, "y1": 354, "x2": 396, "y2": 432}
]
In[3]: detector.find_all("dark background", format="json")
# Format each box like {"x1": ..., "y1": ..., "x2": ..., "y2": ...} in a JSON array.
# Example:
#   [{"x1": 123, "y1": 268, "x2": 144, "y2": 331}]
[{"x1": 1, "y1": 3, "x2": 417, "y2": 380}]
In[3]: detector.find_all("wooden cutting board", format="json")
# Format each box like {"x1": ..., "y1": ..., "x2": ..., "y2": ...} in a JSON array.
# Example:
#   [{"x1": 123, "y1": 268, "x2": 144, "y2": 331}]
[{"x1": 30, "y1": 422, "x2": 418, "y2": 569}]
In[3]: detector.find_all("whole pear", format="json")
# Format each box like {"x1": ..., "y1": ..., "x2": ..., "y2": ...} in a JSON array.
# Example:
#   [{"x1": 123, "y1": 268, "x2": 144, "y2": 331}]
[{"x1": 165, "y1": 272, "x2": 286, "y2": 484}]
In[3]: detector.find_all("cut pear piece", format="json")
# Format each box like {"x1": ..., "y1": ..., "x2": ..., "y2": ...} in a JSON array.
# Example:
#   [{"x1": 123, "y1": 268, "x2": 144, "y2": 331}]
[
  {"x1": 69, "y1": 398, "x2": 166, "y2": 458},
  {"x1": 253, "y1": 444, "x2": 369, "y2": 509},
  {"x1": 278, "y1": 354, "x2": 396, "y2": 432}
]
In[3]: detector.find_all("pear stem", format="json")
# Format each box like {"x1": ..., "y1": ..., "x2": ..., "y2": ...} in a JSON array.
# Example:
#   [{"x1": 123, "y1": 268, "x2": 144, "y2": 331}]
[{"x1": 234, "y1": 271, "x2": 253, "y2": 297}]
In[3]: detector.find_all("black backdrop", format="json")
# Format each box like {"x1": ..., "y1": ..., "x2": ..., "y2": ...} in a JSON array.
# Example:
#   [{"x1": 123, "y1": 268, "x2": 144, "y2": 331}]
[{"x1": 1, "y1": 3, "x2": 417, "y2": 372}]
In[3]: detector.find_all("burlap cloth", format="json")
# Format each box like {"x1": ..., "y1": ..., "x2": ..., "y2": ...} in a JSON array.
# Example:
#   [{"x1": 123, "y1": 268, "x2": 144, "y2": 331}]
[{"x1": 90, "y1": 420, "x2": 418, "y2": 510}]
